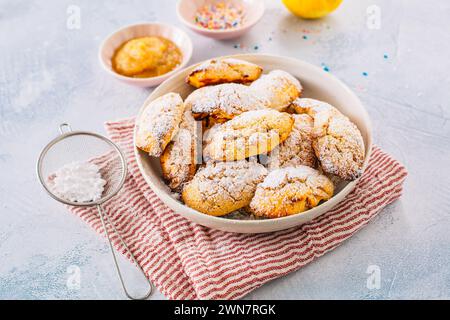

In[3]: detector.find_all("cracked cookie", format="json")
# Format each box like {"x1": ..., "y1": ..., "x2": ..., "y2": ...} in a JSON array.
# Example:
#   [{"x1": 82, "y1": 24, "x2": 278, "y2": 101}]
[
  {"x1": 291, "y1": 98, "x2": 365, "y2": 180},
  {"x1": 185, "y1": 83, "x2": 268, "y2": 122},
  {"x1": 267, "y1": 114, "x2": 316, "y2": 170},
  {"x1": 186, "y1": 58, "x2": 263, "y2": 88},
  {"x1": 250, "y1": 70, "x2": 303, "y2": 111},
  {"x1": 202, "y1": 122, "x2": 222, "y2": 161},
  {"x1": 160, "y1": 111, "x2": 199, "y2": 191},
  {"x1": 182, "y1": 160, "x2": 268, "y2": 216},
  {"x1": 249, "y1": 166, "x2": 334, "y2": 218},
  {"x1": 135, "y1": 92, "x2": 185, "y2": 156},
  {"x1": 207, "y1": 109, "x2": 294, "y2": 161}
]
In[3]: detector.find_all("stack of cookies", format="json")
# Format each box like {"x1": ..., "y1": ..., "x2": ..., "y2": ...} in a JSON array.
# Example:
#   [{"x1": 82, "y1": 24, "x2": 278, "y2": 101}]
[{"x1": 135, "y1": 58, "x2": 365, "y2": 219}]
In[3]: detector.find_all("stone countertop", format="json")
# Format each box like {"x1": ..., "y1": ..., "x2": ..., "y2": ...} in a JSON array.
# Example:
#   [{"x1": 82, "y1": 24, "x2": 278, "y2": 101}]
[{"x1": 1, "y1": 0, "x2": 449, "y2": 299}]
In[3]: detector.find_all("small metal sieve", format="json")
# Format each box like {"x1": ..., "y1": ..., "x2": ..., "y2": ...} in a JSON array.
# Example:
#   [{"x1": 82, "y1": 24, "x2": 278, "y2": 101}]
[{"x1": 36, "y1": 123, "x2": 152, "y2": 300}]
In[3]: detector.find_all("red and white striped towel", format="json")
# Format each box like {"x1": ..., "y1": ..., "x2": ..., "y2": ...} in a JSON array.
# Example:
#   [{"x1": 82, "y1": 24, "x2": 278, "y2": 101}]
[{"x1": 69, "y1": 118, "x2": 407, "y2": 300}]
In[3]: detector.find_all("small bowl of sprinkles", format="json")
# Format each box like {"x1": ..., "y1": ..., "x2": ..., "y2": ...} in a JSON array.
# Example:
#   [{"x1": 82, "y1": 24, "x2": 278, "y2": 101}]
[{"x1": 177, "y1": 0, "x2": 265, "y2": 40}]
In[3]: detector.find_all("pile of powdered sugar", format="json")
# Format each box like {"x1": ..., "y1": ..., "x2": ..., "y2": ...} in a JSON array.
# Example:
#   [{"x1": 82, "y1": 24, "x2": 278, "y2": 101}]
[{"x1": 49, "y1": 161, "x2": 106, "y2": 203}]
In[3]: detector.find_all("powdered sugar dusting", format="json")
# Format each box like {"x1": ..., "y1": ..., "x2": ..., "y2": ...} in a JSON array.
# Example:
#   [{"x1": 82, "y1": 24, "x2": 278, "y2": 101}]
[
  {"x1": 185, "y1": 83, "x2": 267, "y2": 117},
  {"x1": 291, "y1": 98, "x2": 337, "y2": 117},
  {"x1": 292, "y1": 98, "x2": 365, "y2": 180},
  {"x1": 202, "y1": 122, "x2": 222, "y2": 160},
  {"x1": 182, "y1": 160, "x2": 268, "y2": 215},
  {"x1": 250, "y1": 165, "x2": 335, "y2": 218},
  {"x1": 227, "y1": 109, "x2": 277, "y2": 123},
  {"x1": 143, "y1": 93, "x2": 183, "y2": 139},
  {"x1": 160, "y1": 110, "x2": 198, "y2": 190},
  {"x1": 208, "y1": 109, "x2": 293, "y2": 161},
  {"x1": 250, "y1": 70, "x2": 303, "y2": 110},
  {"x1": 261, "y1": 166, "x2": 318, "y2": 189},
  {"x1": 136, "y1": 92, "x2": 184, "y2": 156},
  {"x1": 48, "y1": 161, "x2": 106, "y2": 203},
  {"x1": 187, "y1": 58, "x2": 263, "y2": 88},
  {"x1": 193, "y1": 58, "x2": 259, "y2": 73},
  {"x1": 196, "y1": 161, "x2": 268, "y2": 201},
  {"x1": 267, "y1": 114, "x2": 316, "y2": 170}
]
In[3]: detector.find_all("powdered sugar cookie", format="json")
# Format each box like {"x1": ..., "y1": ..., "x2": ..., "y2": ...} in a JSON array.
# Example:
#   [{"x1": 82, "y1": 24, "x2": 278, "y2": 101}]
[
  {"x1": 185, "y1": 83, "x2": 268, "y2": 122},
  {"x1": 249, "y1": 166, "x2": 334, "y2": 218},
  {"x1": 160, "y1": 111, "x2": 199, "y2": 191},
  {"x1": 202, "y1": 122, "x2": 222, "y2": 161},
  {"x1": 250, "y1": 70, "x2": 303, "y2": 111},
  {"x1": 186, "y1": 58, "x2": 263, "y2": 88},
  {"x1": 267, "y1": 114, "x2": 316, "y2": 170},
  {"x1": 291, "y1": 98, "x2": 365, "y2": 180},
  {"x1": 208, "y1": 109, "x2": 294, "y2": 161},
  {"x1": 182, "y1": 161, "x2": 268, "y2": 216},
  {"x1": 135, "y1": 92, "x2": 185, "y2": 156}
]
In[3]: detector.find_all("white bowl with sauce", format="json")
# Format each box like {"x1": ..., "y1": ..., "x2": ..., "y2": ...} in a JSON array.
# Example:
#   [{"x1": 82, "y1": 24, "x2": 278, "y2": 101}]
[
  {"x1": 99, "y1": 23, "x2": 193, "y2": 87},
  {"x1": 134, "y1": 54, "x2": 373, "y2": 233},
  {"x1": 176, "y1": 0, "x2": 265, "y2": 40}
]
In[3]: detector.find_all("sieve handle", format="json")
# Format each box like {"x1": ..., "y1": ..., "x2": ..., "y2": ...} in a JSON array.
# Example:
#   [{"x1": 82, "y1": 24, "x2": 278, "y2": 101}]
[{"x1": 97, "y1": 205, "x2": 153, "y2": 300}]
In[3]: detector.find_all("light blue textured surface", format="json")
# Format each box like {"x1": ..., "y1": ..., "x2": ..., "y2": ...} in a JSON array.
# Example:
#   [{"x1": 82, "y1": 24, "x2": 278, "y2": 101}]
[{"x1": 1, "y1": 0, "x2": 450, "y2": 300}]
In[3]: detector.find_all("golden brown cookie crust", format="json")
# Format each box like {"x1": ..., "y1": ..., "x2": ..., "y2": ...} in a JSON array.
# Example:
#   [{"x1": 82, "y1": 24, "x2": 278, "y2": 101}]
[
  {"x1": 249, "y1": 166, "x2": 334, "y2": 218},
  {"x1": 202, "y1": 122, "x2": 222, "y2": 162},
  {"x1": 267, "y1": 114, "x2": 316, "y2": 170},
  {"x1": 135, "y1": 92, "x2": 185, "y2": 156},
  {"x1": 250, "y1": 70, "x2": 303, "y2": 111},
  {"x1": 292, "y1": 98, "x2": 365, "y2": 180},
  {"x1": 182, "y1": 161, "x2": 268, "y2": 216},
  {"x1": 160, "y1": 111, "x2": 199, "y2": 191},
  {"x1": 186, "y1": 58, "x2": 263, "y2": 88},
  {"x1": 207, "y1": 109, "x2": 294, "y2": 161},
  {"x1": 185, "y1": 83, "x2": 268, "y2": 122}
]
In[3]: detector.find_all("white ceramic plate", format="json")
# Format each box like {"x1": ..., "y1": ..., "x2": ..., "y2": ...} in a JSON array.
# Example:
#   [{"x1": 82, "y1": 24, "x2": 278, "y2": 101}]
[{"x1": 134, "y1": 54, "x2": 373, "y2": 233}]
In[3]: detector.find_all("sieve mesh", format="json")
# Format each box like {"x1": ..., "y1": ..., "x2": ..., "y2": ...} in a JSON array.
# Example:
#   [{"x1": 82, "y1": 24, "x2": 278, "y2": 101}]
[{"x1": 37, "y1": 131, "x2": 127, "y2": 206}]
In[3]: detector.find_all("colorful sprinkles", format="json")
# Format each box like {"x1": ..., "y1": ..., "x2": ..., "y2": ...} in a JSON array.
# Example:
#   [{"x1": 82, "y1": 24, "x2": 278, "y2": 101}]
[
  {"x1": 194, "y1": 2, "x2": 245, "y2": 30},
  {"x1": 232, "y1": 42, "x2": 261, "y2": 52},
  {"x1": 321, "y1": 63, "x2": 330, "y2": 72}
]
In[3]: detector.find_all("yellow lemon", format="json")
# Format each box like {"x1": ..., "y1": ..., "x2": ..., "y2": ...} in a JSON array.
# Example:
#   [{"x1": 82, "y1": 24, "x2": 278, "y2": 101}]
[{"x1": 282, "y1": 0, "x2": 343, "y2": 19}]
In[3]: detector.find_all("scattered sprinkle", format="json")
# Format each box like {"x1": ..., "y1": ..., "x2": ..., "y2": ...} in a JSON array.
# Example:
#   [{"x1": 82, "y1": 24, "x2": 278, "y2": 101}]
[
  {"x1": 362, "y1": 72, "x2": 368, "y2": 77},
  {"x1": 302, "y1": 28, "x2": 321, "y2": 34},
  {"x1": 321, "y1": 63, "x2": 330, "y2": 72},
  {"x1": 194, "y1": 2, "x2": 245, "y2": 30},
  {"x1": 303, "y1": 35, "x2": 308, "y2": 40},
  {"x1": 254, "y1": 45, "x2": 259, "y2": 50},
  {"x1": 384, "y1": 54, "x2": 389, "y2": 59}
]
